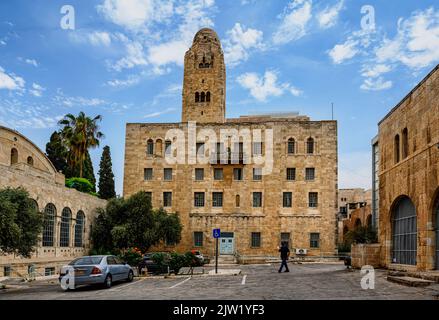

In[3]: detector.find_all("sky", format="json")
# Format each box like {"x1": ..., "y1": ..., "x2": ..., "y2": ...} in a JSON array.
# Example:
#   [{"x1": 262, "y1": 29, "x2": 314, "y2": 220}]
[{"x1": 1, "y1": 0, "x2": 439, "y2": 196}]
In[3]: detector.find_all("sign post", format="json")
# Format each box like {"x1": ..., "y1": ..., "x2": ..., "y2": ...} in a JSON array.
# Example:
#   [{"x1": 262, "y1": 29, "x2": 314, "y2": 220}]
[{"x1": 213, "y1": 229, "x2": 220, "y2": 274}]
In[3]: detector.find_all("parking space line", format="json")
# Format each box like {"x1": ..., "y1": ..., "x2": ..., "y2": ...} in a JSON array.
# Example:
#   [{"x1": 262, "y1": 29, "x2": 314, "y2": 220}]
[
  {"x1": 169, "y1": 276, "x2": 191, "y2": 289},
  {"x1": 241, "y1": 275, "x2": 247, "y2": 285},
  {"x1": 108, "y1": 278, "x2": 147, "y2": 292}
]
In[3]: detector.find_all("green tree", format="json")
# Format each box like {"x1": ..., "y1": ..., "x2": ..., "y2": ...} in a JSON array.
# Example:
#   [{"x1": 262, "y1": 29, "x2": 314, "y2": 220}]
[
  {"x1": 0, "y1": 188, "x2": 43, "y2": 257},
  {"x1": 91, "y1": 192, "x2": 182, "y2": 253},
  {"x1": 58, "y1": 112, "x2": 103, "y2": 179},
  {"x1": 45, "y1": 131, "x2": 67, "y2": 173},
  {"x1": 98, "y1": 146, "x2": 116, "y2": 199},
  {"x1": 64, "y1": 150, "x2": 96, "y2": 191}
]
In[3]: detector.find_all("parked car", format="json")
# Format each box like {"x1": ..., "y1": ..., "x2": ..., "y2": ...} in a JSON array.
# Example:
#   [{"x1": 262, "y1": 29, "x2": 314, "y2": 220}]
[
  {"x1": 59, "y1": 255, "x2": 134, "y2": 290},
  {"x1": 190, "y1": 250, "x2": 205, "y2": 265},
  {"x1": 137, "y1": 253, "x2": 172, "y2": 275}
]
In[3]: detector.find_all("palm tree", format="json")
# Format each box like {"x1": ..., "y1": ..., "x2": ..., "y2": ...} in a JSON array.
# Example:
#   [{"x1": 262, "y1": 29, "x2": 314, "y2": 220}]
[{"x1": 59, "y1": 112, "x2": 104, "y2": 178}]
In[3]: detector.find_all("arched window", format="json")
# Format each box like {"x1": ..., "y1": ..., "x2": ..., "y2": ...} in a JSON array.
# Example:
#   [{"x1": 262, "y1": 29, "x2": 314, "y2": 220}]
[
  {"x1": 195, "y1": 92, "x2": 200, "y2": 102},
  {"x1": 75, "y1": 211, "x2": 85, "y2": 248},
  {"x1": 287, "y1": 138, "x2": 295, "y2": 154},
  {"x1": 165, "y1": 140, "x2": 172, "y2": 155},
  {"x1": 236, "y1": 195, "x2": 240, "y2": 208},
  {"x1": 206, "y1": 92, "x2": 211, "y2": 102},
  {"x1": 27, "y1": 156, "x2": 34, "y2": 166},
  {"x1": 392, "y1": 196, "x2": 417, "y2": 265},
  {"x1": 11, "y1": 148, "x2": 18, "y2": 165},
  {"x1": 402, "y1": 128, "x2": 408, "y2": 159},
  {"x1": 355, "y1": 218, "x2": 362, "y2": 229},
  {"x1": 43, "y1": 204, "x2": 56, "y2": 247},
  {"x1": 156, "y1": 139, "x2": 163, "y2": 156},
  {"x1": 200, "y1": 92, "x2": 206, "y2": 102},
  {"x1": 306, "y1": 138, "x2": 314, "y2": 154},
  {"x1": 60, "y1": 208, "x2": 72, "y2": 247},
  {"x1": 147, "y1": 139, "x2": 154, "y2": 156},
  {"x1": 31, "y1": 199, "x2": 39, "y2": 212},
  {"x1": 394, "y1": 134, "x2": 400, "y2": 163}
]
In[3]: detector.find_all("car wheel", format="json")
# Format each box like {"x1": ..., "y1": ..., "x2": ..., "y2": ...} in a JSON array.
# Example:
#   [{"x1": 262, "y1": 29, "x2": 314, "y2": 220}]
[
  {"x1": 127, "y1": 270, "x2": 134, "y2": 282},
  {"x1": 104, "y1": 275, "x2": 112, "y2": 289}
]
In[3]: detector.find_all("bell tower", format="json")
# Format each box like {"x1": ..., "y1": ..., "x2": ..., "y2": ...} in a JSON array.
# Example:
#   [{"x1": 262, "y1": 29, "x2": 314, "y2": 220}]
[{"x1": 182, "y1": 28, "x2": 226, "y2": 123}]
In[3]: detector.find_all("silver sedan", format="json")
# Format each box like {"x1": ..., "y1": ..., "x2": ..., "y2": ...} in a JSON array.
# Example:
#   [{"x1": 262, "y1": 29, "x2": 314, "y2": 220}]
[{"x1": 59, "y1": 255, "x2": 134, "y2": 290}]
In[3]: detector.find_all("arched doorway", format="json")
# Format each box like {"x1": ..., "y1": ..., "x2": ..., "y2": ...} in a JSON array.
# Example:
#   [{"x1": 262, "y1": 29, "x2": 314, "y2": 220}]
[
  {"x1": 11, "y1": 148, "x2": 18, "y2": 165},
  {"x1": 392, "y1": 196, "x2": 417, "y2": 265}
]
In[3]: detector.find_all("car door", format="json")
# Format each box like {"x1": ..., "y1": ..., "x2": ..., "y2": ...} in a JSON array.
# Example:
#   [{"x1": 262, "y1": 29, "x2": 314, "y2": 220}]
[
  {"x1": 115, "y1": 256, "x2": 129, "y2": 279},
  {"x1": 106, "y1": 256, "x2": 121, "y2": 281}
]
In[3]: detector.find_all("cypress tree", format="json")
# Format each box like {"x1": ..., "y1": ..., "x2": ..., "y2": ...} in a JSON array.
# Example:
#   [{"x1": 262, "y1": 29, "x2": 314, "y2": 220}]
[
  {"x1": 98, "y1": 146, "x2": 116, "y2": 199},
  {"x1": 45, "y1": 131, "x2": 67, "y2": 173}
]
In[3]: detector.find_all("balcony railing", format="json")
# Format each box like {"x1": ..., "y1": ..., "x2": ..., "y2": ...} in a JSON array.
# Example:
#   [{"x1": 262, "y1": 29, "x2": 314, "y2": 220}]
[{"x1": 209, "y1": 152, "x2": 249, "y2": 164}]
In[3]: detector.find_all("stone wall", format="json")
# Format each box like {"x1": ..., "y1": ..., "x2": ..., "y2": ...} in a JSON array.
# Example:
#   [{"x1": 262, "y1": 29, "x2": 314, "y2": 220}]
[{"x1": 351, "y1": 244, "x2": 381, "y2": 269}]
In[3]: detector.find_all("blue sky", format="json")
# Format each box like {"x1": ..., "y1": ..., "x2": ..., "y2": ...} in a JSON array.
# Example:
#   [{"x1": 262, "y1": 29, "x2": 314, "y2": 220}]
[{"x1": 1, "y1": 0, "x2": 438, "y2": 196}]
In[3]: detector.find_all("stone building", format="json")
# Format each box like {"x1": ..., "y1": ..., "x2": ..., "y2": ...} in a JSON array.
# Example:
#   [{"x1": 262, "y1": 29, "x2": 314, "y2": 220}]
[
  {"x1": 123, "y1": 28, "x2": 338, "y2": 261},
  {"x1": 376, "y1": 64, "x2": 439, "y2": 271},
  {"x1": 0, "y1": 126, "x2": 106, "y2": 278}
]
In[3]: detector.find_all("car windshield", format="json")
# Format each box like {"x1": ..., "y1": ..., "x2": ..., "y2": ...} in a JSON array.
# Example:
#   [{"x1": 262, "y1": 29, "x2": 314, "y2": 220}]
[{"x1": 69, "y1": 256, "x2": 103, "y2": 265}]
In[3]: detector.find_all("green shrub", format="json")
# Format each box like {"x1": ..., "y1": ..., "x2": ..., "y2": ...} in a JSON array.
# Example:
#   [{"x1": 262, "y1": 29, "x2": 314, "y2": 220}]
[
  {"x1": 119, "y1": 248, "x2": 143, "y2": 267},
  {"x1": 65, "y1": 177, "x2": 94, "y2": 194}
]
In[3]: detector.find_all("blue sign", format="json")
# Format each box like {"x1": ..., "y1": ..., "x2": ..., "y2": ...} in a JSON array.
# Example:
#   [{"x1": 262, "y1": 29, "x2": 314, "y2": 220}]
[{"x1": 213, "y1": 229, "x2": 221, "y2": 239}]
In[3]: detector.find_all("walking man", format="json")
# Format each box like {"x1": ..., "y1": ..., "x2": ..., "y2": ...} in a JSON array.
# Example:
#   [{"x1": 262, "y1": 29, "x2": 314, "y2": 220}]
[{"x1": 278, "y1": 241, "x2": 290, "y2": 273}]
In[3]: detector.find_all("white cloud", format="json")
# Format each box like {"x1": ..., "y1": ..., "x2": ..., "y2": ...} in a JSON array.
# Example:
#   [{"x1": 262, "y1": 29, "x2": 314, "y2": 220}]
[
  {"x1": 360, "y1": 77, "x2": 393, "y2": 91},
  {"x1": 272, "y1": 0, "x2": 312, "y2": 45},
  {"x1": 97, "y1": 0, "x2": 174, "y2": 31},
  {"x1": 89, "y1": 31, "x2": 112, "y2": 46},
  {"x1": 328, "y1": 39, "x2": 359, "y2": 64},
  {"x1": 361, "y1": 64, "x2": 392, "y2": 78},
  {"x1": 29, "y1": 83, "x2": 45, "y2": 97},
  {"x1": 224, "y1": 23, "x2": 264, "y2": 67},
  {"x1": 53, "y1": 92, "x2": 106, "y2": 108},
  {"x1": 0, "y1": 40, "x2": 6, "y2": 46},
  {"x1": 237, "y1": 70, "x2": 302, "y2": 102},
  {"x1": 144, "y1": 107, "x2": 176, "y2": 118},
  {"x1": 112, "y1": 41, "x2": 148, "y2": 71},
  {"x1": 0, "y1": 66, "x2": 25, "y2": 91},
  {"x1": 106, "y1": 75, "x2": 142, "y2": 88},
  {"x1": 317, "y1": 0, "x2": 344, "y2": 29}
]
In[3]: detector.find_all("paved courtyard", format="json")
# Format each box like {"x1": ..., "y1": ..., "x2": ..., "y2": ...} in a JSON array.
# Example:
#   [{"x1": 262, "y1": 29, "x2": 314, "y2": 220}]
[{"x1": 1, "y1": 263, "x2": 438, "y2": 300}]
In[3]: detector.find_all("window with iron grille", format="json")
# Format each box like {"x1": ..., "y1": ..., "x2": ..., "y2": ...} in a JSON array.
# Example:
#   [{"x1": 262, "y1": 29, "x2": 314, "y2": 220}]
[
  {"x1": 283, "y1": 192, "x2": 292, "y2": 208},
  {"x1": 305, "y1": 168, "x2": 315, "y2": 181},
  {"x1": 163, "y1": 192, "x2": 172, "y2": 207},
  {"x1": 253, "y1": 192, "x2": 262, "y2": 207},
  {"x1": 286, "y1": 168, "x2": 296, "y2": 181},
  {"x1": 74, "y1": 211, "x2": 85, "y2": 247},
  {"x1": 164, "y1": 168, "x2": 173, "y2": 181},
  {"x1": 253, "y1": 168, "x2": 262, "y2": 181},
  {"x1": 147, "y1": 139, "x2": 154, "y2": 155},
  {"x1": 251, "y1": 232, "x2": 261, "y2": 248},
  {"x1": 43, "y1": 204, "x2": 56, "y2": 247},
  {"x1": 195, "y1": 168, "x2": 204, "y2": 181},
  {"x1": 287, "y1": 138, "x2": 295, "y2": 154},
  {"x1": 310, "y1": 233, "x2": 320, "y2": 248},
  {"x1": 212, "y1": 192, "x2": 223, "y2": 207},
  {"x1": 309, "y1": 192, "x2": 318, "y2": 208},
  {"x1": 194, "y1": 232, "x2": 203, "y2": 247},
  {"x1": 253, "y1": 142, "x2": 262, "y2": 155},
  {"x1": 214, "y1": 168, "x2": 223, "y2": 180},
  {"x1": 194, "y1": 192, "x2": 205, "y2": 207},
  {"x1": 165, "y1": 140, "x2": 172, "y2": 155},
  {"x1": 45, "y1": 267, "x2": 55, "y2": 276},
  {"x1": 234, "y1": 168, "x2": 243, "y2": 181},
  {"x1": 144, "y1": 168, "x2": 153, "y2": 181},
  {"x1": 307, "y1": 138, "x2": 314, "y2": 154},
  {"x1": 60, "y1": 207, "x2": 71, "y2": 247}
]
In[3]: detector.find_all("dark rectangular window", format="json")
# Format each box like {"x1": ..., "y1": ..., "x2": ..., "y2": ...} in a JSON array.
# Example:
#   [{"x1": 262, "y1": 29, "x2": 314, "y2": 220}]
[
  {"x1": 195, "y1": 168, "x2": 204, "y2": 181},
  {"x1": 144, "y1": 168, "x2": 153, "y2": 181},
  {"x1": 194, "y1": 232, "x2": 203, "y2": 247},
  {"x1": 196, "y1": 142, "x2": 205, "y2": 156},
  {"x1": 3, "y1": 266, "x2": 11, "y2": 277},
  {"x1": 253, "y1": 168, "x2": 262, "y2": 181},
  {"x1": 251, "y1": 232, "x2": 261, "y2": 248},
  {"x1": 234, "y1": 168, "x2": 243, "y2": 181},
  {"x1": 194, "y1": 192, "x2": 205, "y2": 207},
  {"x1": 214, "y1": 168, "x2": 223, "y2": 180},
  {"x1": 283, "y1": 192, "x2": 292, "y2": 208},
  {"x1": 164, "y1": 168, "x2": 173, "y2": 181},
  {"x1": 45, "y1": 267, "x2": 55, "y2": 276},
  {"x1": 212, "y1": 192, "x2": 223, "y2": 207},
  {"x1": 310, "y1": 233, "x2": 320, "y2": 248},
  {"x1": 286, "y1": 168, "x2": 296, "y2": 181},
  {"x1": 163, "y1": 192, "x2": 172, "y2": 207},
  {"x1": 309, "y1": 192, "x2": 318, "y2": 208},
  {"x1": 305, "y1": 168, "x2": 315, "y2": 181},
  {"x1": 253, "y1": 192, "x2": 262, "y2": 207}
]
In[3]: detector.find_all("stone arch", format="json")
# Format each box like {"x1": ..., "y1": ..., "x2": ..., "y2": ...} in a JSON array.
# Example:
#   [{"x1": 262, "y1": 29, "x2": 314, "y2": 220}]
[
  {"x1": 391, "y1": 195, "x2": 417, "y2": 265},
  {"x1": 43, "y1": 203, "x2": 56, "y2": 247},
  {"x1": 206, "y1": 91, "x2": 211, "y2": 102},
  {"x1": 200, "y1": 92, "x2": 206, "y2": 102},
  {"x1": 27, "y1": 156, "x2": 34, "y2": 166},
  {"x1": 10, "y1": 148, "x2": 18, "y2": 165},
  {"x1": 156, "y1": 139, "x2": 163, "y2": 156},
  {"x1": 402, "y1": 128, "x2": 408, "y2": 159},
  {"x1": 306, "y1": 137, "x2": 315, "y2": 154},
  {"x1": 394, "y1": 134, "x2": 400, "y2": 163},
  {"x1": 195, "y1": 92, "x2": 200, "y2": 102}
]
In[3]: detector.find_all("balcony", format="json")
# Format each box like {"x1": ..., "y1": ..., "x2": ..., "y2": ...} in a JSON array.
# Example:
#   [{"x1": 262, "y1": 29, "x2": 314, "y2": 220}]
[{"x1": 209, "y1": 151, "x2": 249, "y2": 165}]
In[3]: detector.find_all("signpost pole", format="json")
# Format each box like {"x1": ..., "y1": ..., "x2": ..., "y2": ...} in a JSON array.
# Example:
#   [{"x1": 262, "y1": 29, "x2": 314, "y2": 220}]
[{"x1": 215, "y1": 237, "x2": 218, "y2": 274}]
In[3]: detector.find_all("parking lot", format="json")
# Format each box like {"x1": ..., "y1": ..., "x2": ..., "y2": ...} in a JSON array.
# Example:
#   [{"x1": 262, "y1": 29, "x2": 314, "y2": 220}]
[{"x1": 1, "y1": 263, "x2": 438, "y2": 300}]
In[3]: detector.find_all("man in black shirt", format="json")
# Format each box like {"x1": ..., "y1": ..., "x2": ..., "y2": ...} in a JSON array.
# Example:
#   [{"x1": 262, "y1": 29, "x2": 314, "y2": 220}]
[{"x1": 278, "y1": 241, "x2": 290, "y2": 273}]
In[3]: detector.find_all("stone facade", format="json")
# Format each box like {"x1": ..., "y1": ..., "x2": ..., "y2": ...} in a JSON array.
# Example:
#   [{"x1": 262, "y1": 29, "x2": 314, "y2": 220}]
[
  {"x1": 0, "y1": 126, "x2": 106, "y2": 278},
  {"x1": 123, "y1": 28, "x2": 338, "y2": 260},
  {"x1": 377, "y1": 64, "x2": 439, "y2": 271},
  {"x1": 351, "y1": 244, "x2": 381, "y2": 269}
]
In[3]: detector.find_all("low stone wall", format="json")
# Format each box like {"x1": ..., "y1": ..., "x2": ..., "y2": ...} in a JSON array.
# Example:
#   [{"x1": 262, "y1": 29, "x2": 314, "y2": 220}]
[{"x1": 351, "y1": 244, "x2": 381, "y2": 268}]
